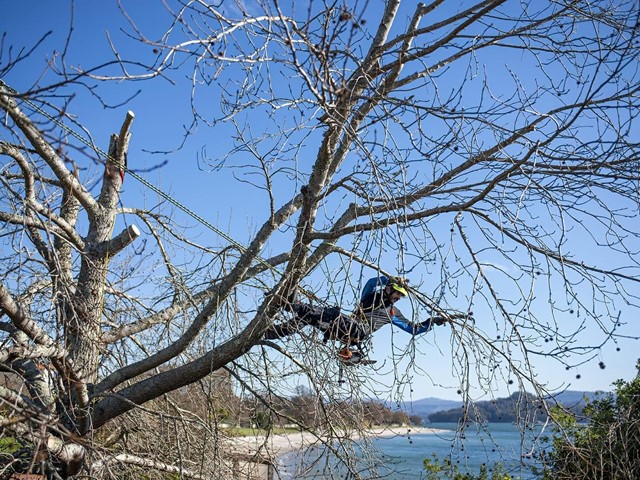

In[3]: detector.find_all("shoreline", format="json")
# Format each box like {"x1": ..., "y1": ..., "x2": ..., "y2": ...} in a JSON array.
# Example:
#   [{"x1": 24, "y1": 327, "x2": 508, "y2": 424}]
[{"x1": 226, "y1": 425, "x2": 451, "y2": 457}]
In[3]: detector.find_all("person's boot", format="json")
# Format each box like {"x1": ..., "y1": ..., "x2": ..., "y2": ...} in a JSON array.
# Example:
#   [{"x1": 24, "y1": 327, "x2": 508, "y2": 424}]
[
  {"x1": 337, "y1": 347, "x2": 353, "y2": 360},
  {"x1": 338, "y1": 347, "x2": 364, "y2": 365}
]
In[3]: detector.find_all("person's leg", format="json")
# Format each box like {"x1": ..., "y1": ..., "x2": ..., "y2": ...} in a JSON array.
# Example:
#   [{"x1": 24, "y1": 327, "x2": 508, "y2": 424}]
[
  {"x1": 264, "y1": 302, "x2": 333, "y2": 340},
  {"x1": 263, "y1": 319, "x2": 299, "y2": 339}
]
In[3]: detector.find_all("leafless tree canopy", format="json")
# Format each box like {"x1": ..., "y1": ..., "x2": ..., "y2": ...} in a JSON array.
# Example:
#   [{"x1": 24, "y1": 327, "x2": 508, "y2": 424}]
[{"x1": 1, "y1": 0, "x2": 639, "y2": 477}]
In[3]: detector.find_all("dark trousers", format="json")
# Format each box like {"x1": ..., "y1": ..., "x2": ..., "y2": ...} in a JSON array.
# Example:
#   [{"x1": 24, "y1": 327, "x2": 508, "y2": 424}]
[{"x1": 264, "y1": 302, "x2": 366, "y2": 344}]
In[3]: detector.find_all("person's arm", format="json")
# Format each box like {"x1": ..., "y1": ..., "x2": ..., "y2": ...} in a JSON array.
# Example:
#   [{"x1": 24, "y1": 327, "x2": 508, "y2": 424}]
[
  {"x1": 390, "y1": 307, "x2": 450, "y2": 335},
  {"x1": 389, "y1": 306, "x2": 432, "y2": 335}
]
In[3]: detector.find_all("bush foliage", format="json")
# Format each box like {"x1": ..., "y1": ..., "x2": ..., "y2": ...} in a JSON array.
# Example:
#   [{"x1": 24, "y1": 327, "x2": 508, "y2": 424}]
[{"x1": 543, "y1": 360, "x2": 640, "y2": 480}]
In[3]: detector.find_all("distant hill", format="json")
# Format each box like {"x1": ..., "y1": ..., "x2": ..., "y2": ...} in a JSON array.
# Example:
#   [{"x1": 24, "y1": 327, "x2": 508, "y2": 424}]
[
  {"x1": 384, "y1": 397, "x2": 463, "y2": 419},
  {"x1": 548, "y1": 390, "x2": 602, "y2": 406},
  {"x1": 426, "y1": 390, "x2": 605, "y2": 423}
]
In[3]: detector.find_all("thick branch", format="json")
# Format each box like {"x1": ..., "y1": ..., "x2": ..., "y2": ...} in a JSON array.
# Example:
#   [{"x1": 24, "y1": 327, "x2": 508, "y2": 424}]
[
  {"x1": 94, "y1": 224, "x2": 141, "y2": 257},
  {"x1": 94, "y1": 196, "x2": 301, "y2": 394}
]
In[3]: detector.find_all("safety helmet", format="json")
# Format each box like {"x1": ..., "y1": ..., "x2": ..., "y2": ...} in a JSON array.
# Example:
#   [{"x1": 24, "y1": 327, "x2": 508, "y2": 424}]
[{"x1": 389, "y1": 282, "x2": 408, "y2": 296}]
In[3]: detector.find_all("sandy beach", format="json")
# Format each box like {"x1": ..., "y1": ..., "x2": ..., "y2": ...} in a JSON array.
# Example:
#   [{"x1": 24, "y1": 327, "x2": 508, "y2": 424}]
[{"x1": 226, "y1": 425, "x2": 449, "y2": 456}]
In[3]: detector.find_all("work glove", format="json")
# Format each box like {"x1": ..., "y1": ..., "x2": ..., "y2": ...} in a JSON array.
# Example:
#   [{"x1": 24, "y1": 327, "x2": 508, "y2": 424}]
[
  {"x1": 432, "y1": 311, "x2": 474, "y2": 326},
  {"x1": 419, "y1": 319, "x2": 436, "y2": 329},
  {"x1": 431, "y1": 316, "x2": 448, "y2": 326}
]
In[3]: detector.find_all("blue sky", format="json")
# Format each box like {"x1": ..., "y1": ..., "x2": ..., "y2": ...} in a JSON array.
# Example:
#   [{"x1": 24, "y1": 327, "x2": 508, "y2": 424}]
[{"x1": 3, "y1": 1, "x2": 639, "y2": 402}]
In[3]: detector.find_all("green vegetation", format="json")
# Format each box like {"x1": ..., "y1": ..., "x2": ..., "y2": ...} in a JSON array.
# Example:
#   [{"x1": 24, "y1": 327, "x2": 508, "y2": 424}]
[
  {"x1": 424, "y1": 455, "x2": 519, "y2": 480},
  {"x1": 0, "y1": 436, "x2": 19, "y2": 453},
  {"x1": 542, "y1": 360, "x2": 640, "y2": 479}
]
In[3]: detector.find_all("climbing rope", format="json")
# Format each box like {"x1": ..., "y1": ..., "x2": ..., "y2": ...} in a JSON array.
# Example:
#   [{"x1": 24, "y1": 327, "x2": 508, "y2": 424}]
[
  {"x1": 0, "y1": 79, "x2": 327, "y2": 304},
  {"x1": 0, "y1": 80, "x2": 251, "y2": 257}
]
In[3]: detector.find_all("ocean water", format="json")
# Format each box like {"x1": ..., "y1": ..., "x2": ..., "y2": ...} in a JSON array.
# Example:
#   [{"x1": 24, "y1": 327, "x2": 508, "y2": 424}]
[{"x1": 277, "y1": 423, "x2": 546, "y2": 479}]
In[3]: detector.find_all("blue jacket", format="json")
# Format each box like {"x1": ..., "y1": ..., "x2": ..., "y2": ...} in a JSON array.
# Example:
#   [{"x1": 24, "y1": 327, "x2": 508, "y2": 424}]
[{"x1": 358, "y1": 276, "x2": 432, "y2": 336}]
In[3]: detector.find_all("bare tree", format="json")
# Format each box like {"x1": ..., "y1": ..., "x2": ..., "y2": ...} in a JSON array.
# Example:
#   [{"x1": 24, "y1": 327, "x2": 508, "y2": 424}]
[{"x1": 1, "y1": 0, "x2": 639, "y2": 477}]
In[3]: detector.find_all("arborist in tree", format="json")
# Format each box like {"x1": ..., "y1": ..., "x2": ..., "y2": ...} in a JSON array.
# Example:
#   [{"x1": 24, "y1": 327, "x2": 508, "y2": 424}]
[{"x1": 265, "y1": 275, "x2": 464, "y2": 364}]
